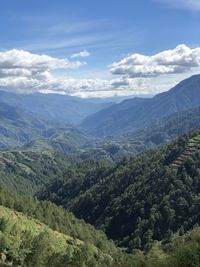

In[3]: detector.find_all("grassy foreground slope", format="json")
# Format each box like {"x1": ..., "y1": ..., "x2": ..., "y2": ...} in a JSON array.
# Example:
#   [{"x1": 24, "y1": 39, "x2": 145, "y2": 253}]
[
  {"x1": 0, "y1": 187, "x2": 135, "y2": 267},
  {"x1": 0, "y1": 205, "x2": 119, "y2": 267},
  {"x1": 1, "y1": 189, "x2": 200, "y2": 267}
]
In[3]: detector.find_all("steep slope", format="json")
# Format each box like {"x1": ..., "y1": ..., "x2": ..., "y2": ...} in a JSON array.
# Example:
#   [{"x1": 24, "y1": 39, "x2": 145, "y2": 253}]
[
  {"x1": 80, "y1": 105, "x2": 200, "y2": 160},
  {"x1": 82, "y1": 74, "x2": 200, "y2": 136},
  {"x1": 0, "y1": 206, "x2": 84, "y2": 267},
  {"x1": 0, "y1": 187, "x2": 135, "y2": 267},
  {"x1": 39, "y1": 129, "x2": 200, "y2": 251},
  {"x1": 0, "y1": 149, "x2": 71, "y2": 194},
  {"x1": 2, "y1": 184, "x2": 200, "y2": 267},
  {"x1": 0, "y1": 90, "x2": 112, "y2": 124},
  {"x1": 172, "y1": 133, "x2": 200, "y2": 168}
]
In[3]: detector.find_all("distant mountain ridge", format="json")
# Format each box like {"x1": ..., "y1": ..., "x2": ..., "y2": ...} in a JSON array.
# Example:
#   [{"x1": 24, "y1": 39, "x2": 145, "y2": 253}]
[
  {"x1": 0, "y1": 90, "x2": 112, "y2": 124},
  {"x1": 81, "y1": 74, "x2": 200, "y2": 136},
  {"x1": 0, "y1": 101, "x2": 91, "y2": 150}
]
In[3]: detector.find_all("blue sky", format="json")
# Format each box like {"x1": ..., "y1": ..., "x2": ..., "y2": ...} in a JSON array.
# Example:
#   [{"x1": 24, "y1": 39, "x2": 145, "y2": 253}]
[{"x1": 0, "y1": 0, "x2": 200, "y2": 97}]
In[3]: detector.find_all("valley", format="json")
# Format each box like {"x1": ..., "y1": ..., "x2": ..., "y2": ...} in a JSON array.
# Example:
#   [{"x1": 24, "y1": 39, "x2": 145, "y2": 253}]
[{"x1": 0, "y1": 75, "x2": 200, "y2": 266}]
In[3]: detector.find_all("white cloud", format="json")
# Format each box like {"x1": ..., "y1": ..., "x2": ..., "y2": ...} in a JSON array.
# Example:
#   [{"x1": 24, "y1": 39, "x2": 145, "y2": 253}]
[
  {"x1": 0, "y1": 49, "x2": 85, "y2": 70},
  {"x1": 71, "y1": 50, "x2": 90, "y2": 58},
  {"x1": 154, "y1": 0, "x2": 200, "y2": 11},
  {"x1": 0, "y1": 47, "x2": 199, "y2": 98},
  {"x1": 0, "y1": 49, "x2": 87, "y2": 94},
  {"x1": 0, "y1": 49, "x2": 110, "y2": 96},
  {"x1": 110, "y1": 45, "x2": 200, "y2": 78}
]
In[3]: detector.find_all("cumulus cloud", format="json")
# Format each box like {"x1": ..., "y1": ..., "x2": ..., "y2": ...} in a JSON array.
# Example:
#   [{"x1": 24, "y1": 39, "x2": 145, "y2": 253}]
[
  {"x1": 0, "y1": 49, "x2": 88, "y2": 94},
  {"x1": 154, "y1": 0, "x2": 200, "y2": 11},
  {"x1": 0, "y1": 49, "x2": 112, "y2": 96},
  {"x1": 71, "y1": 50, "x2": 90, "y2": 58},
  {"x1": 0, "y1": 49, "x2": 85, "y2": 70},
  {"x1": 110, "y1": 45, "x2": 200, "y2": 78},
  {"x1": 0, "y1": 47, "x2": 199, "y2": 98}
]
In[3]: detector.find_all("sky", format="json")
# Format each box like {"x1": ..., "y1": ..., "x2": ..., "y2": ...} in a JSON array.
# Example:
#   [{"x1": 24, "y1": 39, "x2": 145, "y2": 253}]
[{"x1": 0, "y1": 0, "x2": 200, "y2": 98}]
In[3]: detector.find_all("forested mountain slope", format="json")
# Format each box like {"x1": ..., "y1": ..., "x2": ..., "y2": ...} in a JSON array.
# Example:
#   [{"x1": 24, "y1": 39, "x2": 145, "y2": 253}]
[
  {"x1": 1, "y1": 179, "x2": 200, "y2": 267},
  {"x1": 0, "y1": 187, "x2": 135, "y2": 267},
  {"x1": 79, "y1": 105, "x2": 200, "y2": 160},
  {"x1": 39, "y1": 130, "x2": 200, "y2": 251},
  {"x1": 82, "y1": 74, "x2": 200, "y2": 136},
  {"x1": 0, "y1": 149, "x2": 71, "y2": 194}
]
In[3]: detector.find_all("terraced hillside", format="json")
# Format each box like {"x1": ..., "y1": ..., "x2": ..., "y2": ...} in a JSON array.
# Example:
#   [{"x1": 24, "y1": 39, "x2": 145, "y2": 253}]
[{"x1": 172, "y1": 134, "x2": 200, "y2": 168}]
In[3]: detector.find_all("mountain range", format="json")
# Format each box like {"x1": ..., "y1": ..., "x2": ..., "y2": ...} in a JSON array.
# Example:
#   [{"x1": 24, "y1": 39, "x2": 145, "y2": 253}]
[
  {"x1": 81, "y1": 74, "x2": 200, "y2": 136},
  {"x1": 0, "y1": 74, "x2": 200, "y2": 266},
  {"x1": 0, "y1": 90, "x2": 112, "y2": 124}
]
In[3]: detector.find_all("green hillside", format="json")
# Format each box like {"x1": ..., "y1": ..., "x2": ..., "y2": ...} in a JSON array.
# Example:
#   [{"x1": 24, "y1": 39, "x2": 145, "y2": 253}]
[
  {"x1": 0, "y1": 187, "x2": 135, "y2": 267},
  {"x1": 0, "y1": 102, "x2": 90, "y2": 152},
  {"x1": 0, "y1": 205, "x2": 135, "y2": 267},
  {"x1": 0, "y1": 149, "x2": 71, "y2": 194},
  {"x1": 0, "y1": 205, "x2": 83, "y2": 267},
  {"x1": 1, "y1": 174, "x2": 200, "y2": 267},
  {"x1": 39, "y1": 129, "x2": 200, "y2": 251},
  {"x1": 172, "y1": 133, "x2": 200, "y2": 168}
]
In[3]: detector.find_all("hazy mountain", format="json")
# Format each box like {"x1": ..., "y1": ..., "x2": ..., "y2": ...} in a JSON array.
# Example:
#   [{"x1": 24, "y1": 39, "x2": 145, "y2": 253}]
[
  {"x1": 0, "y1": 101, "x2": 91, "y2": 150},
  {"x1": 23, "y1": 127, "x2": 90, "y2": 154},
  {"x1": 0, "y1": 90, "x2": 113, "y2": 124},
  {"x1": 0, "y1": 102, "x2": 55, "y2": 149},
  {"x1": 22, "y1": 105, "x2": 200, "y2": 161},
  {"x1": 81, "y1": 74, "x2": 200, "y2": 136}
]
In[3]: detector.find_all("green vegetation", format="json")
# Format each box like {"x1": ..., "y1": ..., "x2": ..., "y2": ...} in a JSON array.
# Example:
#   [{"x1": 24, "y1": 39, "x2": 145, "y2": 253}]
[
  {"x1": 39, "y1": 129, "x2": 200, "y2": 252},
  {"x1": 0, "y1": 205, "x2": 132, "y2": 267},
  {"x1": 69, "y1": 105, "x2": 200, "y2": 161},
  {"x1": 0, "y1": 150, "x2": 71, "y2": 194},
  {"x1": 0, "y1": 129, "x2": 200, "y2": 266},
  {"x1": 0, "y1": 187, "x2": 135, "y2": 267}
]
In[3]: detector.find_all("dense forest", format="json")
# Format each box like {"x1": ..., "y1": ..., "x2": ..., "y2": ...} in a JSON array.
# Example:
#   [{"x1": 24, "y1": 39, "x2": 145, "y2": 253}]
[
  {"x1": 0, "y1": 187, "x2": 136, "y2": 267},
  {"x1": 1, "y1": 185, "x2": 200, "y2": 267},
  {"x1": 39, "y1": 130, "x2": 200, "y2": 252},
  {"x1": 0, "y1": 126, "x2": 200, "y2": 266}
]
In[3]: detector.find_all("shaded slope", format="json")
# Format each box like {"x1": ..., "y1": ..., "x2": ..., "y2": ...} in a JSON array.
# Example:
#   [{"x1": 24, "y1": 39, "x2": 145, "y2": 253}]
[{"x1": 0, "y1": 102, "x2": 53, "y2": 149}]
